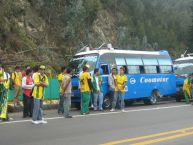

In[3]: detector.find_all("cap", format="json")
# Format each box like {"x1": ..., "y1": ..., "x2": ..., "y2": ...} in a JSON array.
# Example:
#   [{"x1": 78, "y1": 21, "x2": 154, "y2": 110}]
[{"x1": 40, "y1": 65, "x2": 46, "y2": 69}]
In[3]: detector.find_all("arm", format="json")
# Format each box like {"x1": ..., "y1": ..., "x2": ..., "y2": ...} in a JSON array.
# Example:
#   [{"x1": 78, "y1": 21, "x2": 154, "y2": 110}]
[
  {"x1": 22, "y1": 77, "x2": 34, "y2": 89},
  {"x1": 87, "y1": 78, "x2": 93, "y2": 90},
  {"x1": 41, "y1": 76, "x2": 49, "y2": 87},
  {"x1": 87, "y1": 73, "x2": 93, "y2": 90}
]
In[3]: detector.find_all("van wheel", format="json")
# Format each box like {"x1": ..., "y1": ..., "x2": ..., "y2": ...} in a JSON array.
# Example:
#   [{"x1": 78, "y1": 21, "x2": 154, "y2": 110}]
[
  {"x1": 144, "y1": 90, "x2": 159, "y2": 105},
  {"x1": 103, "y1": 96, "x2": 112, "y2": 109}
]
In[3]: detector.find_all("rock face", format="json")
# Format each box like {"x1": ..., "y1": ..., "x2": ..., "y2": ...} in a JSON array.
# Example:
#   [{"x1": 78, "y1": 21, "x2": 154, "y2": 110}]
[{"x1": 0, "y1": 0, "x2": 192, "y2": 70}]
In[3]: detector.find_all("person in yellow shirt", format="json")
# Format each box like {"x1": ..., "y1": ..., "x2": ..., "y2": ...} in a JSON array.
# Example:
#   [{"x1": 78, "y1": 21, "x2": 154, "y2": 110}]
[
  {"x1": 57, "y1": 66, "x2": 66, "y2": 114},
  {"x1": 183, "y1": 74, "x2": 192, "y2": 104},
  {"x1": 12, "y1": 66, "x2": 22, "y2": 107},
  {"x1": 0, "y1": 64, "x2": 12, "y2": 121},
  {"x1": 79, "y1": 66, "x2": 92, "y2": 115},
  {"x1": 32, "y1": 65, "x2": 49, "y2": 124},
  {"x1": 110, "y1": 67, "x2": 127, "y2": 112}
]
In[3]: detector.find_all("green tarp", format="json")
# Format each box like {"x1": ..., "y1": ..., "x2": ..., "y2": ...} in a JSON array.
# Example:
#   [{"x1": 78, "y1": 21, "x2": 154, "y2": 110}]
[{"x1": 8, "y1": 78, "x2": 60, "y2": 101}]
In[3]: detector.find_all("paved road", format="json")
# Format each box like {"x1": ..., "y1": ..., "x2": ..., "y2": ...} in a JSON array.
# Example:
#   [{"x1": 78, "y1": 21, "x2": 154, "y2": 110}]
[{"x1": 1, "y1": 101, "x2": 193, "y2": 145}]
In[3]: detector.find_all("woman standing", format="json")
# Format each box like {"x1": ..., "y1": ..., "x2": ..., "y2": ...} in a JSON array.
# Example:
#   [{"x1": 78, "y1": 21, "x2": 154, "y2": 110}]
[{"x1": 22, "y1": 69, "x2": 34, "y2": 118}]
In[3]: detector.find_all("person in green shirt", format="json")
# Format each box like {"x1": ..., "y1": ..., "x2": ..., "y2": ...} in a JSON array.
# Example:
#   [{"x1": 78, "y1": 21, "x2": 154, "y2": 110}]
[{"x1": 92, "y1": 68, "x2": 103, "y2": 111}]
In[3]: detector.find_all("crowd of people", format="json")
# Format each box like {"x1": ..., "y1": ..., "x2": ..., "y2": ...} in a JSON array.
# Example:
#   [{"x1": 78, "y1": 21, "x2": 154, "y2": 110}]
[{"x1": 0, "y1": 63, "x2": 128, "y2": 125}]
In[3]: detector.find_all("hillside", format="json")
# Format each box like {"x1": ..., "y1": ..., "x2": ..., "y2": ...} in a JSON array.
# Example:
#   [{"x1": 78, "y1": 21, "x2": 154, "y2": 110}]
[{"x1": 0, "y1": 0, "x2": 192, "y2": 71}]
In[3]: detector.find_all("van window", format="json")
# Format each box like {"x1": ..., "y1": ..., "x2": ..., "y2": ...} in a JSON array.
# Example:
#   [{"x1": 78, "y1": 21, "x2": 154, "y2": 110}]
[
  {"x1": 143, "y1": 58, "x2": 158, "y2": 65},
  {"x1": 99, "y1": 53, "x2": 115, "y2": 66},
  {"x1": 115, "y1": 58, "x2": 126, "y2": 65},
  {"x1": 158, "y1": 58, "x2": 172, "y2": 65},
  {"x1": 101, "y1": 64, "x2": 109, "y2": 75},
  {"x1": 128, "y1": 66, "x2": 140, "y2": 74},
  {"x1": 144, "y1": 66, "x2": 157, "y2": 74},
  {"x1": 126, "y1": 57, "x2": 143, "y2": 65},
  {"x1": 160, "y1": 66, "x2": 173, "y2": 73}
]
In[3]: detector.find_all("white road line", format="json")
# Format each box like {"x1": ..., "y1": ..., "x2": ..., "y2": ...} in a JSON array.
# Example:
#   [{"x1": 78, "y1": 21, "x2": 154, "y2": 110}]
[{"x1": 0, "y1": 104, "x2": 190, "y2": 125}]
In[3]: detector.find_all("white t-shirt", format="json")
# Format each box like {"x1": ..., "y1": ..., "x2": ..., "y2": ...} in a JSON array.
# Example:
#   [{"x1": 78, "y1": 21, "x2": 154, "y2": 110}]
[
  {"x1": 95, "y1": 76, "x2": 100, "y2": 91},
  {"x1": 62, "y1": 74, "x2": 72, "y2": 94},
  {"x1": 0, "y1": 72, "x2": 10, "y2": 84}
]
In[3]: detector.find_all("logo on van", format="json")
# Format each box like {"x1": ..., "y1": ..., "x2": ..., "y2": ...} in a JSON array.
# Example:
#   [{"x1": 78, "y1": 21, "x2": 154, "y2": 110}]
[{"x1": 130, "y1": 78, "x2": 136, "y2": 84}]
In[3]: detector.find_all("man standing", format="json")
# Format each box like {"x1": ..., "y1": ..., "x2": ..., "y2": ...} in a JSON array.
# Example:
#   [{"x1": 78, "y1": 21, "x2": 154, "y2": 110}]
[
  {"x1": 62, "y1": 68, "x2": 72, "y2": 118},
  {"x1": 58, "y1": 66, "x2": 66, "y2": 114},
  {"x1": 109, "y1": 67, "x2": 117, "y2": 111},
  {"x1": 92, "y1": 68, "x2": 103, "y2": 111},
  {"x1": 183, "y1": 74, "x2": 192, "y2": 104},
  {"x1": 79, "y1": 66, "x2": 92, "y2": 115},
  {"x1": 32, "y1": 65, "x2": 48, "y2": 124},
  {"x1": 111, "y1": 67, "x2": 127, "y2": 112},
  {"x1": 12, "y1": 66, "x2": 22, "y2": 107},
  {"x1": 0, "y1": 64, "x2": 11, "y2": 121}
]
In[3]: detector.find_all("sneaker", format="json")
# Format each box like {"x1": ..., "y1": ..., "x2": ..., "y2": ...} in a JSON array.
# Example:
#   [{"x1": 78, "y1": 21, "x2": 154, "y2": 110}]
[
  {"x1": 39, "y1": 120, "x2": 47, "y2": 124},
  {"x1": 121, "y1": 109, "x2": 126, "y2": 112},
  {"x1": 110, "y1": 109, "x2": 115, "y2": 112},
  {"x1": 2, "y1": 117, "x2": 13, "y2": 122},
  {"x1": 32, "y1": 120, "x2": 40, "y2": 125}
]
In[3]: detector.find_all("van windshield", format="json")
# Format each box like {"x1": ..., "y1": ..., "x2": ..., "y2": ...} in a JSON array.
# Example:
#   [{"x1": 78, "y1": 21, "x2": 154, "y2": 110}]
[
  {"x1": 174, "y1": 63, "x2": 193, "y2": 76},
  {"x1": 68, "y1": 54, "x2": 98, "y2": 74}
]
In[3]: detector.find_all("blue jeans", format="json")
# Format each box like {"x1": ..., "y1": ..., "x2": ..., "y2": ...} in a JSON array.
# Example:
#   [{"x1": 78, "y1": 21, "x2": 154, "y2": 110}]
[
  {"x1": 58, "y1": 94, "x2": 64, "y2": 114},
  {"x1": 93, "y1": 92, "x2": 103, "y2": 110},
  {"x1": 63, "y1": 94, "x2": 71, "y2": 117},
  {"x1": 112, "y1": 91, "x2": 125, "y2": 109},
  {"x1": 32, "y1": 98, "x2": 43, "y2": 121}
]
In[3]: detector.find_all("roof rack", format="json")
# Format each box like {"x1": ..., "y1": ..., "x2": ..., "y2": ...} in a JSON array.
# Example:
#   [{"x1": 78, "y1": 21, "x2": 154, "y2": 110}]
[
  {"x1": 96, "y1": 43, "x2": 114, "y2": 50},
  {"x1": 187, "y1": 53, "x2": 193, "y2": 57},
  {"x1": 77, "y1": 45, "x2": 90, "y2": 53}
]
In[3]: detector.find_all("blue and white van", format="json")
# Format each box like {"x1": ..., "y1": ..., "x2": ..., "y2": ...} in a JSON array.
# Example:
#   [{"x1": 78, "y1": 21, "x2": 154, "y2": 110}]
[{"x1": 69, "y1": 45, "x2": 176, "y2": 108}]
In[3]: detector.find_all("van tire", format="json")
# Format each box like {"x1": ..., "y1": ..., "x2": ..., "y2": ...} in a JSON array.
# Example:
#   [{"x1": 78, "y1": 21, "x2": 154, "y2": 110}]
[
  {"x1": 103, "y1": 95, "x2": 112, "y2": 109},
  {"x1": 144, "y1": 90, "x2": 159, "y2": 105}
]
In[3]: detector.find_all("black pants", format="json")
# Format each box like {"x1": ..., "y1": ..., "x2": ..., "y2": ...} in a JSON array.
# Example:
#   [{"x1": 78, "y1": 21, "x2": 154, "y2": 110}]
[{"x1": 23, "y1": 94, "x2": 34, "y2": 117}]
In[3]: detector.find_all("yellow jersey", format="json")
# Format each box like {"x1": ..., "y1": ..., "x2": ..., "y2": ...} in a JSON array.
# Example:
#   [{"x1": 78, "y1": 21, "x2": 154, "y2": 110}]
[
  {"x1": 12, "y1": 71, "x2": 22, "y2": 86},
  {"x1": 0, "y1": 69, "x2": 10, "y2": 89},
  {"x1": 58, "y1": 73, "x2": 65, "y2": 93},
  {"x1": 32, "y1": 73, "x2": 49, "y2": 100},
  {"x1": 183, "y1": 78, "x2": 191, "y2": 97},
  {"x1": 80, "y1": 72, "x2": 91, "y2": 92},
  {"x1": 115, "y1": 75, "x2": 127, "y2": 92}
]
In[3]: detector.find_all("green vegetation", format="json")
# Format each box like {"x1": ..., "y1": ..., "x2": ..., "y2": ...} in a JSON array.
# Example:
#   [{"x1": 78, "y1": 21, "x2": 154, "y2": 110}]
[{"x1": 0, "y1": 0, "x2": 192, "y2": 69}]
